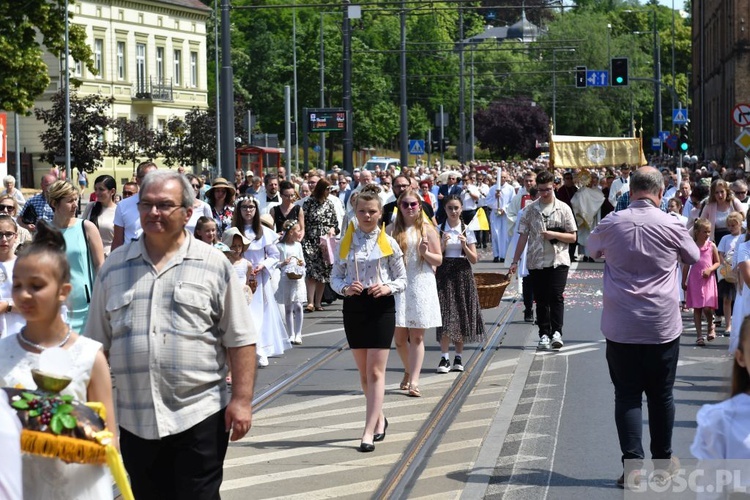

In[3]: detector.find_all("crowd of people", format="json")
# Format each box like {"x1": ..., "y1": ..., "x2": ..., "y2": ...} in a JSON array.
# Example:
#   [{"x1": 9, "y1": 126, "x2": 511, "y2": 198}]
[{"x1": 1, "y1": 155, "x2": 750, "y2": 496}]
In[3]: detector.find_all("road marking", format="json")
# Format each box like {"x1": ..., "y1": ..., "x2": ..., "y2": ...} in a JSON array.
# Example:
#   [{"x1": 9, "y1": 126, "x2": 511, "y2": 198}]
[{"x1": 303, "y1": 327, "x2": 344, "y2": 337}]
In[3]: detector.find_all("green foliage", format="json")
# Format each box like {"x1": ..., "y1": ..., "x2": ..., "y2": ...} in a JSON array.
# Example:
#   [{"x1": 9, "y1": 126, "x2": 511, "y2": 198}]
[
  {"x1": 0, "y1": 0, "x2": 93, "y2": 114},
  {"x1": 35, "y1": 90, "x2": 113, "y2": 173}
]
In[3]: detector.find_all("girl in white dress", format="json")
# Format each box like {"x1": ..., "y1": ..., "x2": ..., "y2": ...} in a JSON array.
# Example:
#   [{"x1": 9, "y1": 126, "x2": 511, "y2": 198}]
[
  {"x1": 691, "y1": 315, "x2": 750, "y2": 496},
  {"x1": 0, "y1": 221, "x2": 117, "y2": 500},
  {"x1": 276, "y1": 220, "x2": 307, "y2": 345},
  {"x1": 0, "y1": 215, "x2": 23, "y2": 338},
  {"x1": 390, "y1": 189, "x2": 442, "y2": 397},
  {"x1": 232, "y1": 197, "x2": 291, "y2": 367}
]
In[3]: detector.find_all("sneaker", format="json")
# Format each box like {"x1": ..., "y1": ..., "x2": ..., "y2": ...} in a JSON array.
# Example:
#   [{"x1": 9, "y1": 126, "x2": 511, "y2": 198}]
[
  {"x1": 651, "y1": 456, "x2": 681, "y2": 487},
  {"x1": 538, "y1": 335, "x2": 550, "y2": 350},
  {"x1": 551, "y1": 332, "x2": 564, "y2": 349},
  {"x1": 524, "y1": 310, "x2": 534, "y2": 323},
  {"x1": 452, "y1": 356, "x2": 464, "y2": 372},
  {"x1": 258, "y1": 355, "x2": 269, "y2": 368},
  {"x1": 294, "y1": 335, "x2": 302, "y2": 345},
  {"x1": 436, "y1": 357, "x2": 451, "y2": 373}
]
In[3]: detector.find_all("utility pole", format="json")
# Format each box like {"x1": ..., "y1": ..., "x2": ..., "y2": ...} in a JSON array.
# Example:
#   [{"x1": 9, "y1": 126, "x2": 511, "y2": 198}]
[
  {"x1": 458, "y1": 8, "x2": 466, "y2": 164},
  {"x1": 342, "y1": 1, "x2": 353, "y2": 172},
  {"x1": 399, "y1": 1, "x2": 408, "y2": 169},
  {"x1": 219, "y1": 0, "x2": 235, "y2": 180}
]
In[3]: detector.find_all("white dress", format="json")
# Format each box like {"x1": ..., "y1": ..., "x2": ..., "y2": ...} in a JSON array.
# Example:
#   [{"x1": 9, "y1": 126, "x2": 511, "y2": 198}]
[
  {"x1": 243, "y1": 225, "x2": 291, "y2": 358},
  {"x1": 0, "y1": 335, "x2": 113, "y2": 500},
  {"x1": 395, "y1": 227, "x2": 442, "y2": 329},
  {"x1": 276, "y1": 242, "x2": 307, "y2": 305},
  {"x1": 691, "y1": 393, "x2": 750, "y2": 459},
  {"x1": 0, "y1": 258, "x2": 24, "y2": 338}
]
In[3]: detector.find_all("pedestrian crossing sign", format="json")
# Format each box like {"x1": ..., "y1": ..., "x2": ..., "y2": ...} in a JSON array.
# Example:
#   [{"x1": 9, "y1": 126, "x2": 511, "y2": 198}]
[
  {"x1": 408, "y1": 140, "x2": 425, "y2": 156},
  {"x1": 673, "y1": 109, "x2": 688, "y2": 125}
]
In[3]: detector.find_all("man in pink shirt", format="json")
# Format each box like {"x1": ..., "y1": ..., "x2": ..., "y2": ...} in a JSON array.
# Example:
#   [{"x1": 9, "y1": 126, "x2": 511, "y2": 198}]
[{"x1": 588, "y1": 166, "x2": 700, "y2": 488}]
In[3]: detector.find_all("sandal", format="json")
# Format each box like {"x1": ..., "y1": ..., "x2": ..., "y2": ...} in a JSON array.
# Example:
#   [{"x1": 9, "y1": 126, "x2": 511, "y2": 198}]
[
  {"x1": 707, "y1": 327, "x2": 716, "y2": 341},
  {"x1": 315, "y1": 306, "x2": 326, "y2": 311},
  {"x1": 408, "y1": 385, "x2": 421, "y2": 397},
  {"x1": 696, "y1": 337, "x2": 706, "y2": 346},
  {"x1": 399, "y1": 373, "x2": 410, "y2": 391},
  {"x1": 304, "y1": 304, "x2": 314, "y2": 313}
]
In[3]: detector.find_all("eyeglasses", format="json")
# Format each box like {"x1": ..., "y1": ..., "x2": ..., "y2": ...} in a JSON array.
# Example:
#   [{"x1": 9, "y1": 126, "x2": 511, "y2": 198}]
[
  {"x1": 735, "y1": 191, "x2": 747, "y2": 196},
  {"x1": 400, "y1": 201, "x2": 419, "y2": 209},
  {"x1": 0, "y1": 232, "x2": 16, "y2": 240},
  {"x1": 393, "y1": 184, "x2": 410, "y2": 190},
  {"x1": 240, "y1": 205, "x2": 256, "y2": 211},
  {"x1": 137, "y1": 202, "x2": 183, "y2": 214},
  {"x1": 537, "y1": 187, "x2": 554, "y2": 192},
  {"x1": 191, "y1": 184, "x2": 200, "y2": 190},
  {"x1": 123, "y1": 191, "x2": 136, "y2": 198},
  {"x1": 0, "y1": 205, "x2": 14, "y2": 213},
  {"x1": 448, "y1": 177, "x2": 456, "y2": 181},
  {"x1": 381, "y1": 182, "x2": 391, "y2": 187}
]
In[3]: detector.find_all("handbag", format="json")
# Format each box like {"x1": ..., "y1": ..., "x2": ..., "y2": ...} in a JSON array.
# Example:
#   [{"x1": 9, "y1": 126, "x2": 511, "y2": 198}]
[
  {"x1": 720, "y1": 260, "x2": 738, "y2": 284},
  {"x1": 319, "y1": 235, "x2": 336, "y2": 265}
]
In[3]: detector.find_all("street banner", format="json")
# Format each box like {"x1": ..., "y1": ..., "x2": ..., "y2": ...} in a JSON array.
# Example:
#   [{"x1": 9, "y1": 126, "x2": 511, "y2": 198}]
[
  {"x1": 550, "y1": 134, "x2": 646, "y2": 169},
  {"x1": 0, "y1": 113, "x2": 6, "y2": 164}
]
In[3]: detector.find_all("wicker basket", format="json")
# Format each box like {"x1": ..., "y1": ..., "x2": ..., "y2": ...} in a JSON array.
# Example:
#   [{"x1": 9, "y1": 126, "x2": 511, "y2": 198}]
[{"x1": 474, "y1": 273, "x2": 511, "y2": 309}]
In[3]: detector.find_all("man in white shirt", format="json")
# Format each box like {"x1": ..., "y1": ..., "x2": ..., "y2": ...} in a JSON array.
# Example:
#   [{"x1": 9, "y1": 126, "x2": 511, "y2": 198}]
[
  {"x1": 338, "y1": 176, "x2": 352, "y2": 209},
  {"x1": 608, "y1": 164, "x2": 631, "y2": 207},
  {"x1": 660, "y1": 169, "x2": 677, "y2": 208},
  {"x1": 486, "y1": 171, "x2": 516, "y2": 262},
  {"x1": 111, "y1": 161, "x2": 157, "y2": 251}
]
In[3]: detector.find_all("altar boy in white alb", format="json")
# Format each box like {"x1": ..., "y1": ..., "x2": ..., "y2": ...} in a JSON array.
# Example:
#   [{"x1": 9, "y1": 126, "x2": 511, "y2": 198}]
[{"x1": 485, "y1": 171, "x2": 516, "y2": 262}]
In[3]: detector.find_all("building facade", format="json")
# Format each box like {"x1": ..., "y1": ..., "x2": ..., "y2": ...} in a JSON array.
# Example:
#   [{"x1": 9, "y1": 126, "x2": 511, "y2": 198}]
[
  {"x1": 8, "y1": 0, "x2": 211, "y2": 188},
  {"x1": 691, "y1": 0, "x2": 750, "y2": 166}
]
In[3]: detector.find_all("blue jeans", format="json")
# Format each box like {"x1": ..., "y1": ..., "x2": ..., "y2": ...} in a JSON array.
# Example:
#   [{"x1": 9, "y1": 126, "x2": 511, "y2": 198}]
[{"x1": 605, "y1": 338, "x2": 680, "y2": 463}]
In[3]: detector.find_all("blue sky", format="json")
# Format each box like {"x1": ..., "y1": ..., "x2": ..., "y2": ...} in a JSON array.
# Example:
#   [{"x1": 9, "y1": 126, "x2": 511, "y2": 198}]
[{"x1": 656, "y1": 0, "x2": 686, "y2": 10}]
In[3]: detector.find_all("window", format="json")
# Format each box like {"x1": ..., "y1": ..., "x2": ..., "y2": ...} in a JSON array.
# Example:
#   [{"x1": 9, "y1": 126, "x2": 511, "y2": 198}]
[
  {"x1": 157, "y1": 119, "x2": 166, "y2": 133},
  {"x1": 156, "y1": 47, "x2": 164, "y2": 83},
  {"x1": 116, "y1": 41, "x2": 125, "y2": 80},
  {"x1": 190, "y1": 51, "x2": 197, "y2": 87},
  {"x1": 173, "y1": 49, "x2": 181, "y2": 86},
  {"x1": 136, "y1": 43, "x2": 146, "y2": 92},
  {"x1": 73, "y1": 59, "x2": 82, "y2": 77},
  {"x1": 93, "y1": 39, "x2": 103, "y2": 78}
]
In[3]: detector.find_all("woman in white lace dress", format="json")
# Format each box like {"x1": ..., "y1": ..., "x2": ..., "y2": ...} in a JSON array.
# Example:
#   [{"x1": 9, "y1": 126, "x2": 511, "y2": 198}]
[{"x1": 391, "y1": 189, "x2": 442, "y2": 397}]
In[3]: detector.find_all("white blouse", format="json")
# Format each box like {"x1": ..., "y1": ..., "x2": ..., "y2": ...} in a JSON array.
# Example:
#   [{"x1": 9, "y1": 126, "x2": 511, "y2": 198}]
[
  {"x1": 331, "y1": 227, "x2": 406, "y2": 295},
  {"x1": 691, "y1": 393, "x2": 750, "y2": 459},
  {"x1": 441, "y1": 221, "x2": 477, "y2": 258}
]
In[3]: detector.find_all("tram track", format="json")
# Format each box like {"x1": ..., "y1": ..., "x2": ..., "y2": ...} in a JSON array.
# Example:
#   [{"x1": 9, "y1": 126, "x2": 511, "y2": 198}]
[{"x1": 374, "y1": 298, "x2": 519, "y2": 499}]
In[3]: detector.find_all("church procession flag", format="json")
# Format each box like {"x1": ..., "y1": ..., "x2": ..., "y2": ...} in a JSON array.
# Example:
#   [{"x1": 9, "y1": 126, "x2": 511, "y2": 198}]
[
  {"x1": 550, "y1": 135, "x2": 647, "y2": 169},
  {"x1": 467, "y1": 207, "x2": 490, "y2": 232}
]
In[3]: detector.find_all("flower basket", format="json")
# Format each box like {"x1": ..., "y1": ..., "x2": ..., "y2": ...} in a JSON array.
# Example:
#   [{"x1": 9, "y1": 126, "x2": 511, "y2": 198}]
[{"x1": 474, "y1": 272, "x2": 511, "y2": 310}]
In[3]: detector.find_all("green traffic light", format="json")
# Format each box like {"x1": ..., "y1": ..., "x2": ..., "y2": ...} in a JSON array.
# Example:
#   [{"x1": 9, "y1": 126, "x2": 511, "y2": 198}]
[
  {"x1": 616, "y1": 77, "x2": 623, "y2": 83},
  {"x1": 680, "y1": 143, "x2": 688, "y2": 151}
]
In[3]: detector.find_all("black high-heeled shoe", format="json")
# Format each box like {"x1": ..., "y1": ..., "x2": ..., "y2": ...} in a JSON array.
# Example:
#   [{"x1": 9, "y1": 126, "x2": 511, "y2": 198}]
[
  {"x1": 373, "y1": 417, "x2": 388, "y2": 442},
  {"x1": 358, "y1": 441, "x2": 375, "y2": 452}
]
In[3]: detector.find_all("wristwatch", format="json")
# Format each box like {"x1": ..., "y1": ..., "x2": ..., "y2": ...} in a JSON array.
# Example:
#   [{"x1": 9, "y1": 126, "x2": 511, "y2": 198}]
[
  {"x1": 5, "y1": 303, "x2": 11, "y2": 314},
  {"x1": 342, "y1": 286, "x2": 350, "y2": 296}
]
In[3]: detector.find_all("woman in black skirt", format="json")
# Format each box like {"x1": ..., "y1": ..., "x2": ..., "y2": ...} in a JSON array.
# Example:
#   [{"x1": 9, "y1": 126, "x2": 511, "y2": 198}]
[
  {"x1": 331, "y1": 191, "x2": 407, "y2": 452},
  {"x1": 435, "y1": 195, "x2": 485, "y2": 373}
]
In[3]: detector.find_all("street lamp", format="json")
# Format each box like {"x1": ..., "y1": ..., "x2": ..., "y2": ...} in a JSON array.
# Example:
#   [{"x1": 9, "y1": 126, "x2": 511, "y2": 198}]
[
  {"x1": 64, "y1": 0, "x2": 71, "y2": 180},
  {"x1": 552, "y1": 48, "x2": 575, "y2": 133}
]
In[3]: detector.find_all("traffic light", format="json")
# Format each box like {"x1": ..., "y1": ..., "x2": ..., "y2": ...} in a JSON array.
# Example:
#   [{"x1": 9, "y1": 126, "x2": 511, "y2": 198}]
[
  {"x1": 430, "y1": 140, "x2": 439, "y2": 153},
  {"x1": 611, "y1": 57, "x2": 629, "y2": 87},
  {"x1": 575, "y1": 66, "x2": 587, "y2": 88},
  {"x1": 441, "y1": 138, "x2": 450, "y2": 152},
  {"x1": 679, "y1": 125, "x2": 690, "y2": 152}
]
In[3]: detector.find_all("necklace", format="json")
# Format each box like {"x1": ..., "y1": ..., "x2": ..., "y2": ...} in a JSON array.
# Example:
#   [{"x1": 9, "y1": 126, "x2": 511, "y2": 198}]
[{"x1": 18, "y1": 327, "x2": 72, "y2": 352}]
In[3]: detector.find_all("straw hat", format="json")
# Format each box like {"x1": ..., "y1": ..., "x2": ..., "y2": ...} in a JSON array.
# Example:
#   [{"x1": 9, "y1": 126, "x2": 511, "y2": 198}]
[
  {"x1": 206, "y1": 177, "x2": 236, "y2": 196},
  {"x1": 222, "y1": 227, "x2": 251, "y2": 251},
  {"x1": 260, "y1": 214, "x2": 275, "y2": 230}
]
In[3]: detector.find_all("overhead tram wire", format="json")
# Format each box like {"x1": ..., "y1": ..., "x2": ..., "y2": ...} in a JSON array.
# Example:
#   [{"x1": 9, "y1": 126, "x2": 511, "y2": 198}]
[{"x1": 233, "y1": 0, "x2": 574, "y2": 12}]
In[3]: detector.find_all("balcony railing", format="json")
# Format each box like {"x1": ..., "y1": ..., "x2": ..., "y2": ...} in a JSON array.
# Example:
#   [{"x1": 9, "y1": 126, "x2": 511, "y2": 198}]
[{"x1": 133, "y1": 77, "x2": 173, "y2": 102}]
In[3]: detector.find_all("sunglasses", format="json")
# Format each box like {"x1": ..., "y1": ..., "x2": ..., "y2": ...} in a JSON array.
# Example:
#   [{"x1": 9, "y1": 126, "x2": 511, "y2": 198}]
[
  {"x1": 0, "y1": 205, "x2": 14, "y2": 213},
  {"x1": 400, "y1": 201, "x2": 419, "y2": 209}
]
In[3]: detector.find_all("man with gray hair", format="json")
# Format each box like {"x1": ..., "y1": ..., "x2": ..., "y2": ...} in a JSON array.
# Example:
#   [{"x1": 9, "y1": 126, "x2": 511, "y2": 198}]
[
  {"x1": 87, "y1": 170, "x2": 257, "y2": 499},
  {"x1": 588, "y1": 166, "x2": 700, "y2": 488},
  {"x1": 732, "y1": 179, "x2": 749, "y2": 213}
]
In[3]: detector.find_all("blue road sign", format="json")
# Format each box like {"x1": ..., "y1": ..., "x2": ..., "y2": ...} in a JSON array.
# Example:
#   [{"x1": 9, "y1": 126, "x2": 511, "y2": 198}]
[
  {"x1": 673, "y1": 108, "x2": 688, "y2": 124},
  {"x1": 651, "y1": 137, "x2": 661, "y2": 150},
  {"x1": 586, "y1": 70, "x2": 609, "y2": 87},
  {"x1": 313, "y1": 145, "x2": 321, "y2": 153},
  {"x1": 409, "y1": 139, "x2": 425, "y2": 155},
  {"x1": 666, "y1": 134, "x2": 678, "y2": 150},
  {"x1": 659, "y1": 131, "x2": 670, "y2": 142}
]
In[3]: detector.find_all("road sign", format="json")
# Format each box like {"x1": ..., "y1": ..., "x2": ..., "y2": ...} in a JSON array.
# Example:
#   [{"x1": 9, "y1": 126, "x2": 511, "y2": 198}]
[
  {"x1": 666, "y1": 134, "x2": 678, "y2": 150},
  {"x1": 733, "y1": 103, "x2": 750, "y2": 127},
  {"x1": 651, "y1": 137, "x2": 661, "y2": 150},
  {"x1": 736, "y1": 129, "x2": 750, "y2": 152},
  {"x1": 659, "y1": 131, "x2": 670, "y2": 142},
  {"x1": 673, "y1": 108, "x2": 689, "y2": 125},
  {"x1": 586, "y1": 70, "x2": 608, "y2": 87},
  {"x1": 408, "y1": 139, "x2": 425, "y2": 156}
]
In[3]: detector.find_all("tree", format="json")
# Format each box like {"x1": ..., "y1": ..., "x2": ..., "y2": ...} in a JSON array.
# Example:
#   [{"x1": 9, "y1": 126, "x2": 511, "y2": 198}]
[
  {"x1": 474, "y1": 98, "x2": 549, "y2": 159},
  {"x1": 109, "y1": 116, "x2": 160, "y2": 172},
  {"x1": 0, "y1": 0, "x2": 93, "y2": 114},
  {"x1": 35, "y1": 90, "x2": 113, "y2": 174}
]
